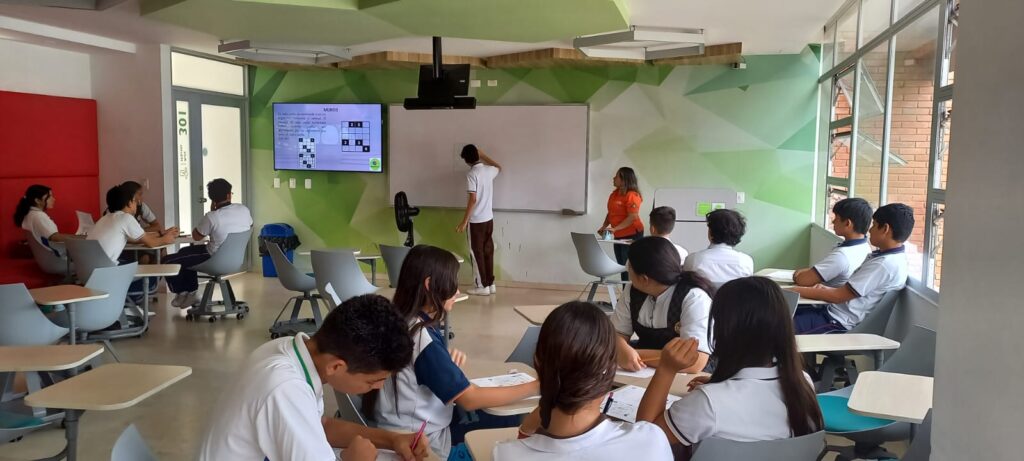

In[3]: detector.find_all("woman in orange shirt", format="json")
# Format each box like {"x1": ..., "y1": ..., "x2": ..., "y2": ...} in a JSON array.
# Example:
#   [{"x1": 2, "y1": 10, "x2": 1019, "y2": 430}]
[{"x1": 599, "y1": 167, "x2": 644, "y2": 280}]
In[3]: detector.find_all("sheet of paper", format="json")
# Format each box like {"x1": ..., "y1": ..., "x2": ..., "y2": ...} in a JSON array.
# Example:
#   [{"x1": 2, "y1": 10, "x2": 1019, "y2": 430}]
[
  {"x1": 601, "y1": 385, "x2": 681, "y2": 424},
  {"x1": 765, "y1": 270, "x2": 795, "y2": 282},
  {"x1": 615, "y1": 367, "x2": 656, "y2": 379},
  {"x1": 470, "y1": 372, "x2": 536, "y2": 388},
  {"x1": 75, "y1": 211, "x2": 94, "y2": 236}
]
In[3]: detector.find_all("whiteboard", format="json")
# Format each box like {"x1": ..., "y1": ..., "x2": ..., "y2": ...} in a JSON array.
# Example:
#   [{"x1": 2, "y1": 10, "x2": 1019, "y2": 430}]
[
  {"x1": 654, "y1": 188, "x2": 737, "y2": 252},
  {"x1": 388, "y1": 105, "x2": 589, "y2": 213}
]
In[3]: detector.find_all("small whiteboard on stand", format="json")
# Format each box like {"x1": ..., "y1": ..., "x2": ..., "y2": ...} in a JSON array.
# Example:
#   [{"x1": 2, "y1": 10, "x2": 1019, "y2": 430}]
[{"x1": 653, "y1": 188, "x2": 737, "y2": 253}]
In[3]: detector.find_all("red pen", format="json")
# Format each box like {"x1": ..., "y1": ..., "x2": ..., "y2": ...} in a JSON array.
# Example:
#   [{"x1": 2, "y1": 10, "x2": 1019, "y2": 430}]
[{"x1": 410, "y1": 417, "x2": 430, "y2": 451}]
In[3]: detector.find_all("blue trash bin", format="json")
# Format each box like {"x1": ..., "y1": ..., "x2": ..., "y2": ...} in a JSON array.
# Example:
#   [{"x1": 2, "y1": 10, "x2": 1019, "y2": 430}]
[{"x1": 259, "y1": 223, "x2": 299, "y2": 277}]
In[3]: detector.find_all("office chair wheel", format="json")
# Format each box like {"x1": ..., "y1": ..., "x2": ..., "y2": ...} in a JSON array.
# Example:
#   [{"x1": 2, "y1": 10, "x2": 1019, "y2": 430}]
[
  {"x1": 184, "y1": 314, "x2": 193, "y2": 321},
  {"x1": 242, "y1": 306, "x2": 250, "y2": 313},
  {"x1": 270, "y1": 332, "x2": 280, "y2": 339},
  {"x1": 208, "y1": 316, "x2": 217, "y2": 323},
  {"x1": 236, "y1": 313, "x2": 245, "y2": 320}
]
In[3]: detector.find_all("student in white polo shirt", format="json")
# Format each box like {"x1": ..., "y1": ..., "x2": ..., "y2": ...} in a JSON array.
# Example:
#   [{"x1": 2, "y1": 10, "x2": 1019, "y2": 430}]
[
  {"x1": 369, "y1": 245, "x2": 539, "y2": 459},
  {"x1": 199, "y1": 294, "x2": 431, "y2": 461},
  {"x1": 613, "y1": 237, "x2": 714, "y2": 374},
  {"x1": 88, "y1": 184, "x2": 178, "y2": 263},
  {"x1": 648, "y1": 206, "x2": 688, "y2": 261},
  {"x1": 683, "y1": 209, "x2": 753, "y2": 291},
  {"x1": 14, "y1": 184, "x2": 79, "y2": 247},
  {"x1": 637, "y1": 277, "x2": 823, "y2": 456},
  {"x1": 164, "y1": 178, "x2": 253, "y2": 308},
  {"x1": 793, "y1": 198, "x2": 873, "y2": 288},
  {"x1": 456, "y1": 144, "x2": 502, "y2": 296},
  {"x1": 791, "y1": 203, "x2": 913, "y2": 334},
  {"x1": 496, "y1": 301, "x2": 673, "y2": 461}
]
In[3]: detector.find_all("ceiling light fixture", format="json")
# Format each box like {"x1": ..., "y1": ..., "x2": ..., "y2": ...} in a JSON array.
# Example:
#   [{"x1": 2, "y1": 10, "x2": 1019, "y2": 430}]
[
  {"x1": 218, "y1": 40, "x2": 350, "y2": 65},
  {"x1": 573, "y1": 26, "x2": 705, "y2": 60}
]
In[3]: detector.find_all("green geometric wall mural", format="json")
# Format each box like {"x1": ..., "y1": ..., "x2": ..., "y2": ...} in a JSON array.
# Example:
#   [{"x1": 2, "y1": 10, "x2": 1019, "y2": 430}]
[{"x1": 249, "y1": 46, "x2": 821, "y2": 283}]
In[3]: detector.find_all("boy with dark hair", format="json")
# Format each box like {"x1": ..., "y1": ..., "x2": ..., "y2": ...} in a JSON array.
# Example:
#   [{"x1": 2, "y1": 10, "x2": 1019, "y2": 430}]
[
  {"x1": 649, "y1": 206, "x2": 688, "y2": 261},
  {"x1": 683, "y1": 209, "x2": 753, "y2": 290},
  {"x1": 793, "y1": 198, "x2": 874, "y2": 287},
  {"x1": 200, "y1": 294, "x2": 430, "y2": 461},
  {"x1": 456, "y1": 144, "x2": 502, "y2": 296},
  {"x1": 165, "y1": 178, "x2": 253, "y2": 308},
  {"x1": 88, "y1": 185, "x2": 178, "y2": 263},
  {"x1": 792, "y1": 203, "x2": 915, "y2": 334}
]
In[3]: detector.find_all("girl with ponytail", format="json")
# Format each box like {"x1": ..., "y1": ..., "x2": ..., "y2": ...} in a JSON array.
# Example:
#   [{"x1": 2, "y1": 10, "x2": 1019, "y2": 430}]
[
  {"x1": 637, "y1": 277, "x2": 823, "y2": 457},
  {"x1": 613, "y1": 236, "x2": 715, "y2": 373},
  {"x1": 14, "y1": 184, "x2": 75, "y2": 244},
  {"x1": 496, "y1": 301, "x2": 672, "y2": 460}
]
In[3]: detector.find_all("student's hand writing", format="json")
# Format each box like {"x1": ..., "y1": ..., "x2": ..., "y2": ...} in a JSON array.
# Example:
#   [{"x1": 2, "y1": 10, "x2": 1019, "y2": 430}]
[
  {"x1": 456, "y1": 220, "x2": 469, "y2": 233},
  {"x1": 658, "y1": 337, "x2": 700, "y2": 373},
  {"x1": 449, "y1": 348, "x2": 467, "y2": 368},
  {"x1": 389, "y1": 432, "x2": 430, "y2": 461},
  {"x1": 618, "y1": 346, "x2": 646, "y2": 372},
  {"x1": 686, "y1": 375, "x2": 711, "y2": 392},
  {"x1": 340, "y1": 435, "x2": 377, "y2": 461}
]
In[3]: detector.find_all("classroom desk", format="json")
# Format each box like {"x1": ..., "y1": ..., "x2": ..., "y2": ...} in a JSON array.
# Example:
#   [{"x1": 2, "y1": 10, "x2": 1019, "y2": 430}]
[
  {"x1": 755, "y1": 267, "x2": 796, "y2": 284},
  {"x1": 613, "y1": 370, "x2": 707, "y2": 397},
  {"x1": 513, "y1": 305, "x2": 558, "y2": 326},
  {"x1": 847, "y1": 371, "x2": 933, "y2": 424},
  {"x1": 25, "y1": 363, "x2": 192, "y2": 461},
  {"x1": 462, "y1": 360, "x2": 538, "y2": 416},
  {"x1": 124, "y1": 264, "x2": 181, "y2": 336},
  {"x1": 29, "y1": 285, "x2": 109, "y2": 345},
  {"x1": 596, "y1": 236, "x2": 633, "y2": 245},
  {"x1": 124, "y1": 236, "x2": 206, "y2": 263},
  {"x1": 465, "y1": 427, "x2": 518, "y2": 461},
  {"x1": 0, "y1": 345, "x2": 104, "y2": 373},
  {"x1": 796, "y1": 334, "x2": 900, "y2": 367}
]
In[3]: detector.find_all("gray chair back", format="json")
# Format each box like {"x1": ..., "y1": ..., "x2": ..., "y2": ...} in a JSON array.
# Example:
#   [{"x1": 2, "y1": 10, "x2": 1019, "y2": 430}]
[
  {"x1": 333, "y1": 390, "x2": 372, "y2": 427},
  {"x1": 379, "y1": 244, "x2": 411, "y2": 288},
  {"x1": 268, "y1": 242, "x2": 316, "y2": 293},
  {"x1": 879, "y1": 325, "x2": 937, "y2": 377},
  {"x1": 65, "y1": 238, "x2": 116, "y2": 283},
  {"x1": 311, "y1": 249, "x2": 377, "y2": 307},
  {"x1": 782, "y1": 289, "x2": 800, "y2": 317},
  {"x1": 111, "y1": 424, "x2": 157, "y2": 461},
  {"x1": 901, "y1": 409, "x2": 932, "y2": 461},
  {"x1": 570, "y1": 232, "x2": 626, "y2": 279},
  {"x1": 0, "y1": 283, "x2": 68, "y2": 346},
  {"x1": 191, "y1": 230, "x2": 252, "y2": 276},
  {"x1": 506, "y1": 326, "x2": 541, "y2": 364},
  {"x1": 25, "y1": 230, "x2": 67, "y2": 275},
  {"x1": 71, "y1": 263, "x2": 136, "y2": 332},
  {"x1": 691, "y1": 431, "x2": 825, "y2": 461},
  {"x1": 848, "y1": 290, "x2": 900, "y2": 335}
]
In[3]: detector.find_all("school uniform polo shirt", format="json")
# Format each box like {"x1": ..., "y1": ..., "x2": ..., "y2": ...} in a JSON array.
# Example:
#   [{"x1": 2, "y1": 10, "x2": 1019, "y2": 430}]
[
  {"x1": 827, "y1": 246, "x2": 908, "y2": 329},
  {"x1": 493, "y1": 419, "x2": 673, "y2": 461},
  {"x1": 467, "y1": 163, "x2": 499, "y2": 223},
  {"x1": 374, "y1": 319, "x2": 470, "y2": 459},
  {"x1": 198, "y1": 333, "x2": 335, "y2": 461},
  {"x1": 612, "y1": 284, "x2": 714, "y2": 354},
  {"x1": 665, "y1": 367, "x2": 811, "y2": 446},
  {"x1": 812, "y1": 238, "x2": 872, "y2": 288},
  {"x1": 682, "y1": 243, "x2": 754, "y2": 291},
  {"x1": 196, "y1": 203, "x2": 253, "y2": 254},
  {"x1": 21, "y1": 207, "x2": 59, "y2": 243},
  {"x1": 87, "y1": 210, "x2": 145, "y2": 262}
]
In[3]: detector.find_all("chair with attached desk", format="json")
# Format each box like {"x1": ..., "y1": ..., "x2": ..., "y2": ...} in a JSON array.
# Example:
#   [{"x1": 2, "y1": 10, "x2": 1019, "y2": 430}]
[
  {"x1": 267, "y1": 242, "x2": 328, "y2": 338},
  {"x1": 311, "y1": 249, "x2": 378, "y2": 308},
  {"x1": 185, "y1": 230, "x2": 251, "y2": 323},
  {"x1": 25, "y1": 230, "x2": 70, "y2": 281},
  {"x1": 111, "y1": 424, "x2": 157, "y2": 461},
  {"x1": 52, "y1": 263, "x2": 137, "y2": 362},
  {"x1": 781, "y1": 289, "x2": 800, "y2": 317},
  {"x1": 818, "y1": 290, "x2": 900, "y2": 389},
  {"x1": 379, "y1": 244, "x2": 411, "y2": 288},
  {"x1": 570, "y1": 232, "x2": 627, "y2": 310},
  {"x1": 0, "y1": 283, "x2": 69, "y2": 347},
  {"x1": 63, "y1": 239, "x2": 114, "y2": 284},
  {"x1": 817, "y1": 325, "x2": 936, "y2": 461},
  {"x1": 505, "y1": 326, "x2": 540, "y2": 365},
  {"x1": 690, "y1": 431, "x2": 826, "y2": 461}
]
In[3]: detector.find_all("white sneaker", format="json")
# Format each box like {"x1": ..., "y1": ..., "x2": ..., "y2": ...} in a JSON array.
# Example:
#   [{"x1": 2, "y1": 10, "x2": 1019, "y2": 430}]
[
  {"x1": 170, "y1": 293, "x2": 187, "y2": 307},
  {"x1": 178, "y1": 291, "x2": 200, "y2": 309},
  {"x1": 467, "y1": 286, "x2": 491, "y2": 296},
  {"x1": 488, "y1": 285, "x2": 497, "y2": 294}
]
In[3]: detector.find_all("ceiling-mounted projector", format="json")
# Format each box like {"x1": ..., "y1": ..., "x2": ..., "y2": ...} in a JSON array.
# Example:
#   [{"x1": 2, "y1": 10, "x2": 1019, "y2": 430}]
[{"x1": 403, "y1": 37, "x2": 476, "y2": 110}]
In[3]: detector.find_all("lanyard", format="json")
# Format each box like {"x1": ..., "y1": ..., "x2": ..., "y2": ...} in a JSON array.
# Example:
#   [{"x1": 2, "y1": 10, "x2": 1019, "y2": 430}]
[{"x1": 292, "y1": 336, "x2": 314, "y2": 391}]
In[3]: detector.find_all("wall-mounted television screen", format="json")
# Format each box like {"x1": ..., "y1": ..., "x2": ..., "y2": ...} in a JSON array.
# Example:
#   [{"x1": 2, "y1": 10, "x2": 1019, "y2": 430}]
[{"x1": 273, "y1": 103, "x2": 383, "y2": 172}]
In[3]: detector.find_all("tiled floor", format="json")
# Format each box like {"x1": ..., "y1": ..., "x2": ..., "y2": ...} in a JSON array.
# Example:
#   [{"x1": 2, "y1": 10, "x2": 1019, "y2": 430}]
[{"x1": 1, "y1": 273, "x2": 904, "y2": 460}]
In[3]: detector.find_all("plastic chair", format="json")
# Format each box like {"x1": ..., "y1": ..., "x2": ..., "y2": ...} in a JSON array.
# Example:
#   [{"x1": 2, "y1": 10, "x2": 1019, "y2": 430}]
[
  {"x1": 379, "y1": 244, "x2": 411, "y2": 288},
  {"x1": 818, "y1": 325, "x2": 936, "y2": 461},
  {"x1": 267, "y1": 242, "x2": 328, "y2": 338},
  {"x1": 901, "y1": 409, "x2": 932, "y2": 461},
  {"x1": 0, "y1": 283, "x2": 69, "y2": 347},
  {"x1": 52, "y1": 263, "x2": 137, "y2": 362},
  {"x1": 333, "y1": 390, "x2": 374, "y2": 427},
  {"x1": 818, "y1": 290, "x2": 901, "y2": 388},
  {"x1": 782, "y1": 289, "x2": 800, "y2": 318},
  {"x1": 570, "y1": 232, "x2": 627, "y2": 309},
  {"x1": 185, "y1": 230, "x2": 252, "y2": 323},
  {"x1": 505, "y1": 326, "x2": 540, "y2": 365},
  {"x1": 691, "y1": 431, "x2": 826, "y2": 461},
  {"x1": 24, "y1": 230, "x2": 70, "y2": 278},
  {"x1": 64, "y1": 239, "x2": 115, "y2": 284},
  {"x1": 110, "y1": 424, "x2": 157, "y2": 461},
  {"x1": 311, "y1": 249, "x2": 378, "y2": 308}
]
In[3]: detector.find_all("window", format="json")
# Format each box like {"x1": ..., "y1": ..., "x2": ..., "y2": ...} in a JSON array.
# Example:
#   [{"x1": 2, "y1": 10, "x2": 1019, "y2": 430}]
[
  {"x1": 171, "y1": 51, "x2": 245, "y2": 96},
  {"x1": 817, "y1": 0, "x2": 956, "y2": 296}
]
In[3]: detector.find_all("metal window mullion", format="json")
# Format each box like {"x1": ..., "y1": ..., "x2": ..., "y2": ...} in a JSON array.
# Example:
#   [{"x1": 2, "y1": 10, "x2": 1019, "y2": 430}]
[
  {"x1": 935, "y1": 85, "x2": 954, "y2": 101},
  {"x1": 920, "y1": 3, "x2": 949, "y2": 288},
  {"x1": 820, "y1": 0, "x2": 943, "y2": 82},
  {"x1": 848, "y1": 61, "x2": 862, "y2": 199},
  {"x1": 879, "y1": 35, "x2": 896, "y2": 206},
  {"x1": 830, "y1": 117, "x2": 854, "y2": 130}
]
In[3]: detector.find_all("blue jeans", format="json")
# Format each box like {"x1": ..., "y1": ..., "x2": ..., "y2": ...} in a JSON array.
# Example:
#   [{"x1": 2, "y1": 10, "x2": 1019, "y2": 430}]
[
  {"x1": 163, "y1": 245, "x2": 211, "y2": 293},
  {"x1": 793, "y1": 306, "x2": 847, "y2": 334}
]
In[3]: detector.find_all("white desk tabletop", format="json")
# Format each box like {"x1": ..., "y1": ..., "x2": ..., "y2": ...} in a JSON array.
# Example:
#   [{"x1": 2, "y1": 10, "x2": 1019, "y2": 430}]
[
  {"x1": 463, "y1": 360, "x2": 538, "y2": 416},
  {"x1": 134, "y1": 263, "x2": 181, "y2": 277},
  {"x1": 25, "y1": 363, "x2": 192, "y2": 411},
  {"x1": 29, "y1": 285, "x2": 108, "y2": 306},
  {"x1": 455, "y1": 294, "x2": 469, "y2": 303},
  {"x1": 755, "y1": 267, "x2": 796, "y2": 283},
  {"x1": 298, "y1": 249, "x2": 362, "y2": 256},
  {"x1": 796, "y1": 334, "x2": 901, "y2": 353},
  {"x1": 798, "y1": 296, "x2": 828, "y2": 305},
  {"x1": 465, "y1": 427, "x2": 518, "y2": 461},
  {"x1": 357, "y1": 255, "x2": 382, "y2": 260},
  {"x1": 173, "y1": 235, "x2": 206, "y2": 245},
  {"x1": 0, "y1": 345, "x2": 104, "y2": 372},
  {"x1": 124, "y1": 242, "x2": 174, "y2": 251},
  {"x1": 848, "y1": 371, "x2": 933, "y2": 424},
  {"x1": 596, "y1": 236, "x2": 633, "y2": 245},
  {"x1": 513, "y1": 305, "x2": 558, "y2": 326},
  {"x1": 613, "y1": 370, "x2": 707, "y2": 397}
]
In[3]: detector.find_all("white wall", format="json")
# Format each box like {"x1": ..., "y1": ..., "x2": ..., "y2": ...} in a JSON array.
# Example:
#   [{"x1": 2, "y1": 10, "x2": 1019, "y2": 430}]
[
  {"x1": 0, "y1": 39, "x2": 91, "y2": 98},
  {"x1": 932, "y1": 0, "x2": 1024, "y2": 458}
]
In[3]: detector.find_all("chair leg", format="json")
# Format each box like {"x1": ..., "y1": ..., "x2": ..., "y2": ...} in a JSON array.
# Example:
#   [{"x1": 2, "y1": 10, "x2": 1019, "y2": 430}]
[
  {"x1": 289, "y1": 296, "x2": 304, "y2": 322},
  {"x1": 605, "y1": 283, "x2": 618, "y2": 309},
  {"x1": 103, "y1": 340, "x2": 121, "y2": 363},
  {"x1": 586, "y1": 281, "x2": 599, "y2": 302},
  {"x1": 310, "y1": 295, "x2": 324, "y2": 326},
  {"x1": 219, "y1": 280, "x2": 235, "y2": 311},
  {"x1": 197, "y1": 281, "x2": 216, "y2": 313}
]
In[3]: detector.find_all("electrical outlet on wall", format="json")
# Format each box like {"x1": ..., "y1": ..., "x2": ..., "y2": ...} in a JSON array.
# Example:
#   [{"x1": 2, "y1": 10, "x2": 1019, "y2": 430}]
[
  {"x1": 304, "y1": 178, "x2": 312, "y2": 189},
  {"x1": 737, "y1": 192, "x2": 745, "y2": 204},
  {"x1": 470, "y1": 80, "x2": 481, "y2": 88},
  {"x1": 487, "y1": 80, "x2": 498, "y2": 87},
  {"x1": 273, "y1": 178, "x2": 281, "y2": 189},
  {"x1": 289, "y1": 178, "x2": 296, "y2": 189}
]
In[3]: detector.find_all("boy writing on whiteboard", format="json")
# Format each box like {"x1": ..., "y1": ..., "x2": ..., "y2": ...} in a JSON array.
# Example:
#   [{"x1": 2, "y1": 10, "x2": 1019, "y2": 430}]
[{"x1": 456, "y1": 144, "x2": 501, "y2": 296}]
